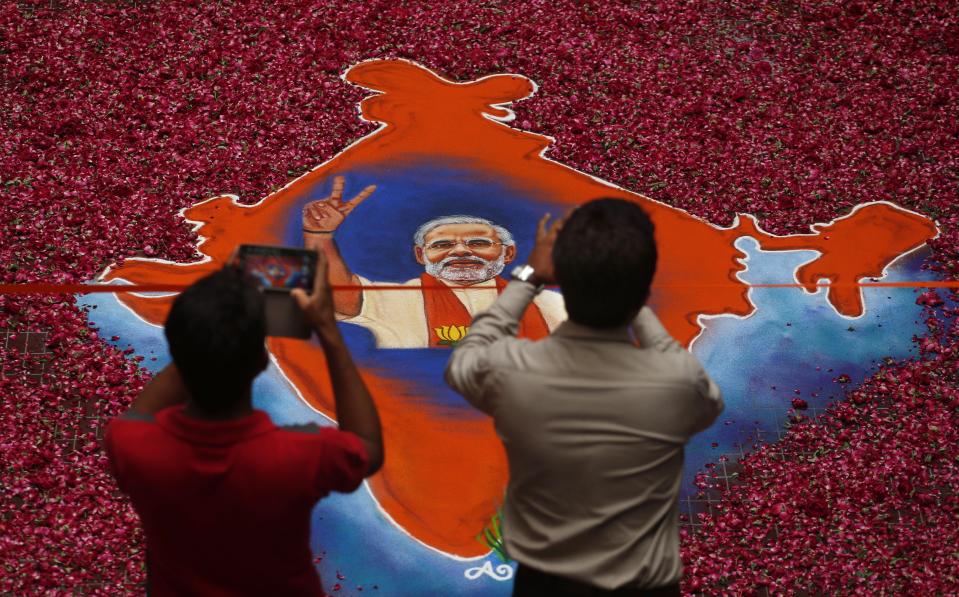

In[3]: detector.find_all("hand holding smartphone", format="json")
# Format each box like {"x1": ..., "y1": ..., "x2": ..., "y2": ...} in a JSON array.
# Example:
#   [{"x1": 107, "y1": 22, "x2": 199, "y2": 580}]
[
  {"x1": 235, "y1": 244, "x2": 319, "y2": 338},
  {"x1": 289, "y1": 249, "x2": 339, "y2": 340}
]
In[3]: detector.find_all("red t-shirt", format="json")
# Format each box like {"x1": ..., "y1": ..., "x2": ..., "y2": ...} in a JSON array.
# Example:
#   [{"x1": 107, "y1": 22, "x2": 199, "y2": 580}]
[{"x1": 105, "y1": 406, "x2": 368, "y2": 596}]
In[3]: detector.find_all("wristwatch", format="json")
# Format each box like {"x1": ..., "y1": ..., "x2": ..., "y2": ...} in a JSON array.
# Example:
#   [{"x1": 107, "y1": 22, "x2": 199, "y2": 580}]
[{"x1": 510, "y1": 264, "x2": 544, "y2": 293}]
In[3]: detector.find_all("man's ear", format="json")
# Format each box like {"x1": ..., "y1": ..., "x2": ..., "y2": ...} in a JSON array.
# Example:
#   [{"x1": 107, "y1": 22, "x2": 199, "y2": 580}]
[
  {"x1": 414, "y1": 246, "x2": 426, "y2": 265},
  {"x1": 503, "y1": 245, "x2": 516, "y2": 264}
]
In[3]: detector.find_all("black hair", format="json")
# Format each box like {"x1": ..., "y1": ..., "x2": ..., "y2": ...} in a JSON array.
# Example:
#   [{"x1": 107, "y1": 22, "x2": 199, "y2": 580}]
[
  {"x1": 164, "y1": 267, "x2": 267, "y2": 414},
  {"x1": 553, "y1": 198, "x2": 657, "y2": 328}
]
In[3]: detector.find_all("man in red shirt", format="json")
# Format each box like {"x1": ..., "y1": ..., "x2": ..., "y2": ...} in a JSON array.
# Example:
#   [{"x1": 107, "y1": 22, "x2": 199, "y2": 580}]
[{"x1": 105, "y1": 251, "x2": 383, "y2": 596}]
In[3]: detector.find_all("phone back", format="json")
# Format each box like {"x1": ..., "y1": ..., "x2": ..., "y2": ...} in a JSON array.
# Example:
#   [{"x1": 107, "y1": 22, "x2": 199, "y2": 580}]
[{"x1": 263, "y1": 290, "x2": 312, "y2": 339}]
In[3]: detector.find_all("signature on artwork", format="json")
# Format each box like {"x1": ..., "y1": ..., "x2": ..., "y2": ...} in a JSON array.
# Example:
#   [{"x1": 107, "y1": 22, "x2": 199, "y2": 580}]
[{"x1": 464, "y1": 560, "x2": 514, "y2": 582}]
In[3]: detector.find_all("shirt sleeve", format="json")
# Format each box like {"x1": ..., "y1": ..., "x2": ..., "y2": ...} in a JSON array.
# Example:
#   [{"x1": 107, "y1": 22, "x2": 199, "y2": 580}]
[
  {"x1": 337, "y1": 276, "x2": 391, "y2": 323},
  {"x1": 336, "y1": 276, "x2": 428, "y2": 348},
  {"x1": 631, "y1": 306, "x2": 724, "y2": 433},
  {"x1": 311, "y1": 428, "x2": 370, "y2": 496},
  {"x1": 444, "y1": 280, "x2": 538, "y2": 414},
  {"x1": 683, "y1": 356, "x2": 724, "y2": 434},
  {"x1": 103, "y1": 417, "x2": 148, "y2": 494},
  {"x1": 630, "y1": 306, "x2": 685, "y2": 353}
]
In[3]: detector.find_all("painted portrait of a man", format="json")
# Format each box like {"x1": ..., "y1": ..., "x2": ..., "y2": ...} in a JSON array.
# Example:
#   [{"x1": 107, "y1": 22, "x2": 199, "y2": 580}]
[{"x1": 303, "y1": 176, "x2": 566, "y2": 348}]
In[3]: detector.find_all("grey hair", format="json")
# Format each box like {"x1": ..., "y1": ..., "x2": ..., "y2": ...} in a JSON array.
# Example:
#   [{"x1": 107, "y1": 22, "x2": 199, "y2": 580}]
[{"x1": 413, "y1": 215, "x2": 515, "y2": 247}]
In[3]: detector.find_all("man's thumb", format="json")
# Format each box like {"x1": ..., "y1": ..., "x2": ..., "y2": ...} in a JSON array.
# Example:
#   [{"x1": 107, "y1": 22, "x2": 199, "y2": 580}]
[{"x1": 290, "y1": 289, "x2": 310, "y2": 310}]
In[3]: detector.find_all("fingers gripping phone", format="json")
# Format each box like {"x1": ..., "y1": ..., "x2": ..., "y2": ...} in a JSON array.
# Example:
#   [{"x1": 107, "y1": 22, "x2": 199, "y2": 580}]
[{"x1": 235, "y1": 245, "x2": 317, "y2": 338}]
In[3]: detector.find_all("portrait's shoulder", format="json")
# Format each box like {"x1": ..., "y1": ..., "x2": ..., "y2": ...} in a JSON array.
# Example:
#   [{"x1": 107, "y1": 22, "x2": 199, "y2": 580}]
[
  {"x1": 534, "y1": 288, "x2": 565, "y2": 307},
  {"x1": 532, "y1": 287, "x2": 567, "y2": 327}
]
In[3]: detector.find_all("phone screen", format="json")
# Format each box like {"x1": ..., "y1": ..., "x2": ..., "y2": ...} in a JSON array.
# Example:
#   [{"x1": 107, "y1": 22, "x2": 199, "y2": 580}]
[{"x1": 237, "y1": 245, "x2": 316, "y2": 292}]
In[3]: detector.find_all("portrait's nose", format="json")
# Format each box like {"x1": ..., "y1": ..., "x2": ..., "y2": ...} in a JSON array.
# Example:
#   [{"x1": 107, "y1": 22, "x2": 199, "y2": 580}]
[{"x1": 448, "y1": 240, "x2": 472, "y2": 256}]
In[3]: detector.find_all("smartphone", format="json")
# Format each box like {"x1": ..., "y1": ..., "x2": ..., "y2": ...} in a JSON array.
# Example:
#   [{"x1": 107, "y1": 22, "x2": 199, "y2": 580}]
[{"x1": 236, "y1": 245, "x2": 317, "y2": 339}]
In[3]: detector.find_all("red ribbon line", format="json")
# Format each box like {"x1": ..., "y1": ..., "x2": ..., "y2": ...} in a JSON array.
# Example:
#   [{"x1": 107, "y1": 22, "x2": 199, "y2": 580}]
[{"x1": 0, "y1": 281, "x2": 957, "y2": 295}]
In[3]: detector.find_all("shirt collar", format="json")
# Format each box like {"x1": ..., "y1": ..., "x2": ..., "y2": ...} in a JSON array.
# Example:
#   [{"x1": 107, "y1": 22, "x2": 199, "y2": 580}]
[
  {"x1": 156, "y1": 405, "x2": 275, "y2": 446},
  {"x1": 553, "y1": 320, "x2": 633, "y2": 343}
]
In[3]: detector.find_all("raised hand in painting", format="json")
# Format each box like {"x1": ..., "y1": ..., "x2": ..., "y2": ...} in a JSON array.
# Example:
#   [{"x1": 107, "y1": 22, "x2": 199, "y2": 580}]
[
  {"x1": 525, "y1": 211, "x2": 568, "y2": 285},
  {"x1": 303, "y1": 175, "x2": 377, "y2": 233}
]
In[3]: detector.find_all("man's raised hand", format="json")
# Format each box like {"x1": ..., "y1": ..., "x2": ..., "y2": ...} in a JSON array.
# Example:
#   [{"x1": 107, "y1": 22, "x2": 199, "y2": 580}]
[
  {"x1": 303, "y1": 175, "x2": 377, "y2": 233},
  {"x1": 291, "y1": 249, "x2": 338, "y2": 337},
  {"x1": 526, "y1": 211, "x2": 569, "y2": 285},
  {"x1": 292, "y1": 248, "x2": 384, "y2": 476}
]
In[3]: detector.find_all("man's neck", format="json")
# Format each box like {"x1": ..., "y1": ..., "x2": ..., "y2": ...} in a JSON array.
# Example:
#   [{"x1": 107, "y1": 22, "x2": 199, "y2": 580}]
[{"x1": 182, "y1": 397, "x2": 255, "y2": 421}]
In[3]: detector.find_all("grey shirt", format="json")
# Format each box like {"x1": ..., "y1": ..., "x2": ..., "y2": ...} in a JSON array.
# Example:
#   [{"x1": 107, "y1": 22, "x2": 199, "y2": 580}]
[{"x1": 444, "y1": 281, "x2": 723, "y2": 589}]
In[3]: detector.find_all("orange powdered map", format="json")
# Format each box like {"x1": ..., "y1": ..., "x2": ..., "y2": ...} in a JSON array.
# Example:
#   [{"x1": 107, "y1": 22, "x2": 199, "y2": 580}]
[{"x1": 97, "y1": 60, "x2": 937, "y2": 557}]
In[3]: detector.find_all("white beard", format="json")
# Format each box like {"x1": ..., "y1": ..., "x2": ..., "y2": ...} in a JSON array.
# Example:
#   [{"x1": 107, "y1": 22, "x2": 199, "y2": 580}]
[{"x1": 423, "y1": 251, "x2": 507, "y2": 283}]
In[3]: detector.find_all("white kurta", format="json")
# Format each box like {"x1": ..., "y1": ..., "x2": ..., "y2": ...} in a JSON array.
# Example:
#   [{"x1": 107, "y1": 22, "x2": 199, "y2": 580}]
[{"x1": 339, "y1": 275, "x2": 567, "y2": 348}]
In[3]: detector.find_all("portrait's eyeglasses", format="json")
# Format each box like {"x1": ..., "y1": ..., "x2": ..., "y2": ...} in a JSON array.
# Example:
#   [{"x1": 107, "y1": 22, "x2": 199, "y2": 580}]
[{"x1": 426, "y1": 239, "x2": 501, "y2": 252}]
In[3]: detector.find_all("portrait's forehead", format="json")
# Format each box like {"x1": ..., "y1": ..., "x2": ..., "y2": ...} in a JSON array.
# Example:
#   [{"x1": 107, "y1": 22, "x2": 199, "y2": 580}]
[{"x1": 424, "y1": 223, "x2": 498, "y2": 240}]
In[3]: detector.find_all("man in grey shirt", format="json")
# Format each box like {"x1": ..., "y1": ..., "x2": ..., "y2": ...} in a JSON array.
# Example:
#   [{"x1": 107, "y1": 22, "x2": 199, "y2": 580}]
[{"x1": 445, "y1": 198, "x2": 723, "y2": 596}]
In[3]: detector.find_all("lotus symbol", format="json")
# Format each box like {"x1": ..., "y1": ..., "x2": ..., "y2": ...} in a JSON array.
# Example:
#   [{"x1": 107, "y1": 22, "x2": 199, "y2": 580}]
[{"x1": 435, "y1": 325, "x2": 469, "y2": 346}]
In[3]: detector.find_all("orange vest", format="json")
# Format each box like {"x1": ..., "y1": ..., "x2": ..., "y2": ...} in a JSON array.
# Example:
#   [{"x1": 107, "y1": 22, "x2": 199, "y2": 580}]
[{"x1": 420, "y1": 273, "x2": 550, "y2": 347}]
